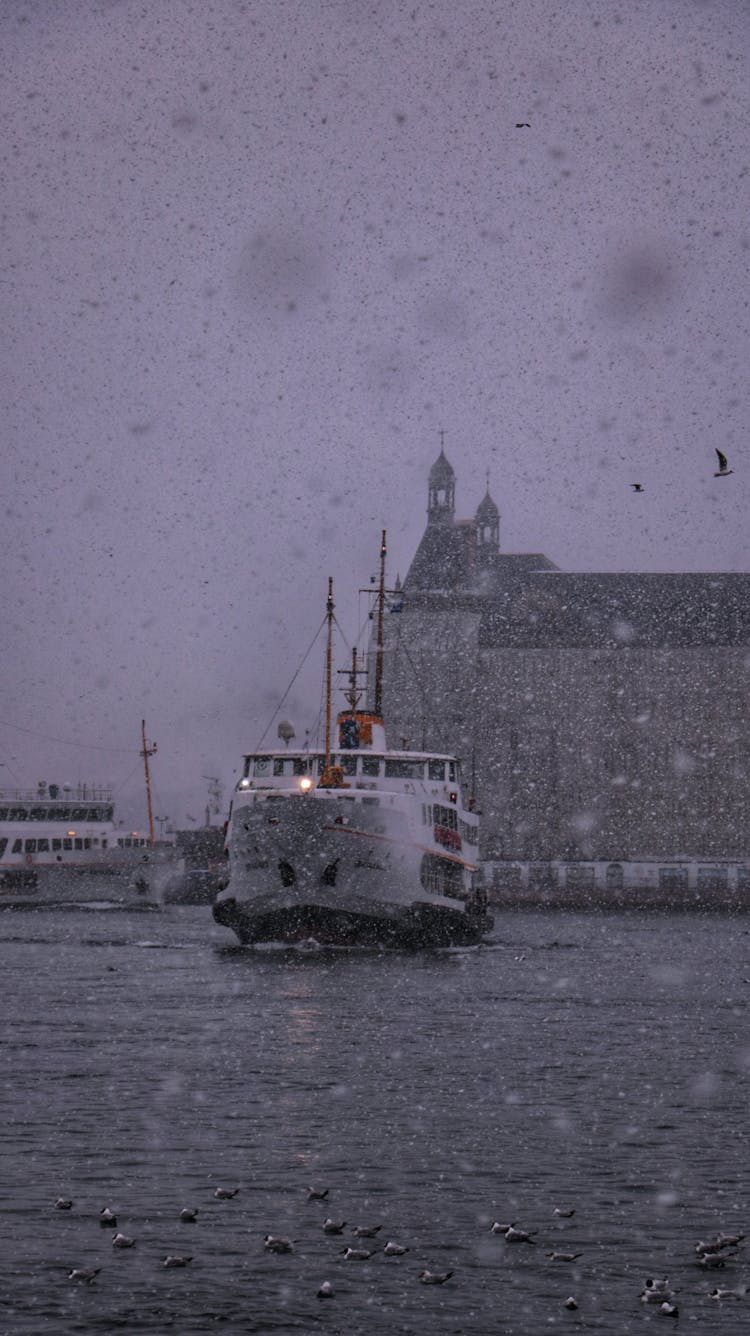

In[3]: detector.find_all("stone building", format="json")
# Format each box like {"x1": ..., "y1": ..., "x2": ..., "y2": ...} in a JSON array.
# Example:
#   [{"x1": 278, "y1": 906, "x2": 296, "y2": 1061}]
[{"x1": 381, "y1": 448, "x2": 750, "y2": 901}]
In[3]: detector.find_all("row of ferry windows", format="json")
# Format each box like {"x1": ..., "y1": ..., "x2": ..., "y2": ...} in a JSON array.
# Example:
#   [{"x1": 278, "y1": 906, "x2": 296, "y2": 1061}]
[
  {"x1": 246, "y1": 755, "x2": 458, "y2": 782},
  {"x1": 422, "y1": 803, "x2": 479, "y2": 846},
  {"x1": 0, "y1": 806, "x2": 114, "y2": 823},
  {"x1": 2, "y1": 837, "x2": 108, "y2": 855}
]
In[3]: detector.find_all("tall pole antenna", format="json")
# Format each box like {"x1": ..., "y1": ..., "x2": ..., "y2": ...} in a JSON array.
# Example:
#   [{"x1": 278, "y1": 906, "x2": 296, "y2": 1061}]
[
  {"x1": 374, "y1": 529, "x2": 387, "y2": 717},
  {"x1": 324, "y1": 577, "x2": 334, "y2": 773},
  {"x1": 140, "y1": 719, "x2": 157, "y2": 847}
]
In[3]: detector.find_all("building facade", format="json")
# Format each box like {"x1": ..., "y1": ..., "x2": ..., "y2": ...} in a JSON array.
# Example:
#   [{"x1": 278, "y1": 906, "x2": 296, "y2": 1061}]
[{"x1": 381, "y1": 449, "x2": 750, "y2": 903}]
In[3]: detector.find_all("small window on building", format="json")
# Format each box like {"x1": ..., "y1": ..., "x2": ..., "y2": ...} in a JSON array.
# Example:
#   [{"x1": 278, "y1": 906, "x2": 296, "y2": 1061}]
[
  {"x1": 63, "y1": 839, "x2": 72, "y2": 851},
  {"x1": 12, "y1": 839, "x2": 23, "y2": 854},
  {"x1": 84, "y1": 838, "x2": 91, "y2": 850},
  {"x1": 37, "y1": 839, "x2": 50, "y2": 853},
  {"x1": 52, "y1": 839, "x2": 62, "y2": 851},
  {"x1": 74, "y1": 838, "x2": 83, "y2": 850},
  {"x1": 24, "y1": 839, "x2": 37, "y2": 853}
]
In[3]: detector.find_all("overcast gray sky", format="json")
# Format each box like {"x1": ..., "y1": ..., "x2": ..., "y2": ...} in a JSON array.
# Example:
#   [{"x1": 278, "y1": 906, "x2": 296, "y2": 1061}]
[{"x1": 2, "y1": 0, "x2": 748, "y2": 825}]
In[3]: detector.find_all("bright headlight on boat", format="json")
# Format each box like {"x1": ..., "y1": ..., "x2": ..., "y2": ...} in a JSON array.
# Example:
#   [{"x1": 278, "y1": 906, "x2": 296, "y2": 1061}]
[
  {"x1": 239, "y1": 778, "x2": 251, "y2": 789},
  {"x1": 298, "y1": 775, "x2": 313, "y2": 792}
]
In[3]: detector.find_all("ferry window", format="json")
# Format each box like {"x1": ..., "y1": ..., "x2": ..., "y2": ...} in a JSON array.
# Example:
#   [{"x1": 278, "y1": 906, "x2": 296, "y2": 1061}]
[
  {"x1": 362, "y1": 757, "x2": 380, "y2": 776},
  {"x1": 104, "y1": 806, "x2": 114, "y2": 822},
  {"x1": 339, "y1": 755, "x2": 358, "y2": 775},
  {"x1": 362, "y1": 796, "x2": 380, "y2": 805},
  {"x1": 84, "y1": 838, "x2": 92, "y2": 850},
  {"x1": 253, "y1": 756, "x2": 272, "y2": 777},
  {"x1": 24, "y1": 839, "x2": 37, "y2": 853},
  {"x1": 428, "y1": 760, "x2": 445, "y2": 782},
  {"x1": 92, "y1": 838, "x2": 99, "y2": 847},
  {"x1": 102, "y1": 839, "x2": 108, "y2": 849},
  {"x1": 30, "y1": 807, "x2": 48, "y2": 820},
  {"x1": 0, "y1": 837, "x2": 6, "y2": 856},
  {"x1": 9, "y1": 808, "x2": 28, "y2": 821},
  {"x1": 448, "y1": 762, "x2": 457, "y2": 782},
  {"x1": 0, "y1": 808, "x2": 7, "y2": 821},
  {"x1": 293, "y1": 758, "x2": 312, "y2": 776},
  {"x1": 12, "y1": 839, "x2": 22, "y2": 853},
  {"x1": 71, "y1": 807, "x2": 86, "y2": 821},
  {"x1": 86, "y1": 808, "x2": 100, "y2": 821},
  {"x1": 273, "y1": 758, "x2": 285, "y2": 775},
  {"x1": 74, "y1": 838, "x2": 83, "y2": 850},
  {"x1": 52, "y1": 840, "x2": 62, "y2": 851},
  {"x1": 37, "y1": 839, "x2": 50, "y2": 853},
  {"x1": 384, "y1": 759, "x2": 424, "y2": 779},
  {"x1": 63, "y1": 839, "x2": 72, "y2": 851}
]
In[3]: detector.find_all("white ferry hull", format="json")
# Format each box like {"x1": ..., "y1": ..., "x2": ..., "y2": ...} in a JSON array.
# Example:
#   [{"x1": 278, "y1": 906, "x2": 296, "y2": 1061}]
[
  {"x1": 0, "y1": 850, "x2": 179, "y2": 910},
  {"x1": 213, "y1": 795, "x2": 490, "y2": 947}
]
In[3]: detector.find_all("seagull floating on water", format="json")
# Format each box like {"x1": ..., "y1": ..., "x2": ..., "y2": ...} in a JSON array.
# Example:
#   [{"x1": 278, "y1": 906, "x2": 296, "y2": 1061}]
[
  {"x1": 162, "y1": 1255, "x2": 192, "y2": 1268},
  {"x1": 710, "y1": 1284, "x2": 747, "y2": 1300},
  {"x1": 504, "y1": 1225, "x2": 537, "y2": 1244},
  {"x1": 317, "y1": 1281, "x2": 334, "y2": 1298},
  {"x1": 264, "y1": 1235, "x2": 294, "y2": 1254},
  {"x1": 214, "y1": 1187, "x2": 240, "y2": 1199},
  {"x1": 383, "y1": 1241, "x2": 409, "y2": 1256},
  {"x1": 68, "y1": 1267, "x2": 100, "y2": 1283},
  {"x1": 55, "y1": 1198, "x2": 73, "y2": 1210},
  {"x1": 714, "y1": 449, "x2": 733, "y2": 477},
  {"x1": 419, "y1": 1269, "x2": 453, "y2": 1284},
  {"x1": 342, "y1": 1246, "x2": 373, "y2": 1261},
  {"x1": 548, "y1": 1250, "x2": 582, "y2": 1262},
  {"x1": 323, "y1": 1217, "x2": 346, "y2": 1234},
  {"x1": 307, "y1": 1186, "x2": 329, "y2": 1200},
  {"x1": 99, "y1": 1207, "x2": 117, "y2": 1227},
  {"x1": 179, "y1": 1207, "x2": 199, "y2": 1223},
  {"x1": 353, "y1": 1224, "x2": 382, "y2": 1238},
  {"x1": 553, "y1": 1206, "x2": 575, "y2": 1218},
  {"x1": 659, "y1": 1301, "x2": 679, "y2": 1317},
  {"x1": 112, "y1": 1232, "x2": 136, "y2": 1248},
  {"x1": 564, "y1": 1296, "x2": 578, "y2": 1310},
  {"x1": 490, "y1": 1221, "x2": 513, "y2": 1234}
]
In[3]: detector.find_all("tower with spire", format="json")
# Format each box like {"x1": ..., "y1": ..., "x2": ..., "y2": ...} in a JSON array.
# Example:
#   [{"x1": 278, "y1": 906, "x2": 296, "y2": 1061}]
[{"x1": 427, "y1": 434, "x2": 455, "y2": 526}]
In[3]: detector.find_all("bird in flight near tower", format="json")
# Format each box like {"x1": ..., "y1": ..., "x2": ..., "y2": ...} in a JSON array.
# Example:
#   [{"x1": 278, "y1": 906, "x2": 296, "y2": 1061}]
[{"x1": 714, "y1": 449, "x2": 733, "y2": 477}]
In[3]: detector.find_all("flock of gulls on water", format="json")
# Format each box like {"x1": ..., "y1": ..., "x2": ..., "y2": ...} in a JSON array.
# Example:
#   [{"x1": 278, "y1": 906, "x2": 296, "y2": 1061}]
[{"x1": 54, "y1": 1189, "x2": 747, "y2": 1317}]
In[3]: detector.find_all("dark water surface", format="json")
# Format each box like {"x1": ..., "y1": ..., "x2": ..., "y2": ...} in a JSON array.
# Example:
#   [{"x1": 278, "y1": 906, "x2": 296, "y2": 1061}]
[{"x1": 1, "y1": 907, "x2": 748, "y2": 1334}]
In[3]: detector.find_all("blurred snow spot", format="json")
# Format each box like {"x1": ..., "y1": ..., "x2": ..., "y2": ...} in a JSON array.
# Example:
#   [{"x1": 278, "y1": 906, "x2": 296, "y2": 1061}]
[
  {"x1": 570, "y1": 810, "x2": 597, "y2": 835},
  {"x1": 599, "y1": 241, "x2": 679, "y2": 322},
  {"x1": 673, "y1": 747, "x2": 696, "y2": 776},
  {"x1": 612, "y1": 619, "x2": 635, "y2": 642},
  {"x1": 656, "y1": 1190, "x2": 679, "y2": 1208},
  {"x1": 691, "y1": 1070, "x2": 721, "y2": 1104}
]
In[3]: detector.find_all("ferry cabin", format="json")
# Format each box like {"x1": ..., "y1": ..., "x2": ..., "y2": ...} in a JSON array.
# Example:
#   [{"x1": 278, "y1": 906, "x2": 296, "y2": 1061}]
[{"x1": 233, "y1": 748, "x2": 480, "y2": 894}]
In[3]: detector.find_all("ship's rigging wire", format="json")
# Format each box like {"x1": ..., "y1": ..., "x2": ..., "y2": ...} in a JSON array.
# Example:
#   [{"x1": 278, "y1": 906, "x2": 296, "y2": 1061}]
[
  {"x1": 0, "y1": 716, "x2": 138, "y2": 753},
  {"x1": 253, "y1": 613, "x2": 329, "y2": 751}
]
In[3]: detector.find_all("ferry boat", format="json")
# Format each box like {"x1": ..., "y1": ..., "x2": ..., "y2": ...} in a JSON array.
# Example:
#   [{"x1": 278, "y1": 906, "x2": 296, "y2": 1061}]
[
  {"x1": 213, "y1": 536, "x2": 493, "y2": 948},
  {"x1": 0, "y1": 725, "x2": 182, "y2": 909}
]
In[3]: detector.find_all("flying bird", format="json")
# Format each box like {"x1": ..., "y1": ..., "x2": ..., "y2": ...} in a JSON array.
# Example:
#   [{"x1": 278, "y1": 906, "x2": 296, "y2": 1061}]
[
  {"x1": 630, "y1": 483, "x2": 644, "y2": 492},
  {"x1": 515, "y1": 122, "x2": 531, "y2": 128},
  {"x1": 714, "y1": 449, "x2": 733, "y2": 477}
]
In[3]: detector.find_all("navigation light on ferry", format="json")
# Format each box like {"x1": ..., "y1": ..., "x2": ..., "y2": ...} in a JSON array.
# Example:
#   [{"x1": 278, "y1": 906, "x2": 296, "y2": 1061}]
[
  {"x1": 239, "y1": 778, "x2": 251, "y2": 789},
  {"x1": 298, "y1": 775, "x2": 313, "y2": 792}
]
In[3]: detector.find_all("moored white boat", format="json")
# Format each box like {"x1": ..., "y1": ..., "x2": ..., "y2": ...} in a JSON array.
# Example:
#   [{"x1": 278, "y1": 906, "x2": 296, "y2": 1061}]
[
  {"x1": 0, "y1": 782, "x2": 174, "y2": 909},
  {"x1": 213, "y1": 537, "x2": 492, "y2": 948}
]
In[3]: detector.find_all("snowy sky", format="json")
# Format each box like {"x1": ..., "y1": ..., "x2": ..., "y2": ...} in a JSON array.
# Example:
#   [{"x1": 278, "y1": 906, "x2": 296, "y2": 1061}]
[{"x1": 2, "y1": 0, "x2": 749, "y2": 825}]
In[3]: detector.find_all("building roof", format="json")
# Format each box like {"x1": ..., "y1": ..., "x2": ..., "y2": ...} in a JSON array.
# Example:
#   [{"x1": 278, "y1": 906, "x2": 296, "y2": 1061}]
[
  {"x1": 428, "y1": 448, "x2": 455, "y2": 487},
  {"x1": 478, "y1": 571, "x2": 750, "y2": 648}
]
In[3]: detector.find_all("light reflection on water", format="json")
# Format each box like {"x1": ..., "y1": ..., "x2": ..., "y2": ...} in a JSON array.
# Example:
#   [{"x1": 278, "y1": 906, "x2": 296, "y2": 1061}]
[{"x1": 0, "y1": 907, "x2": 748, "y2": 1333}]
